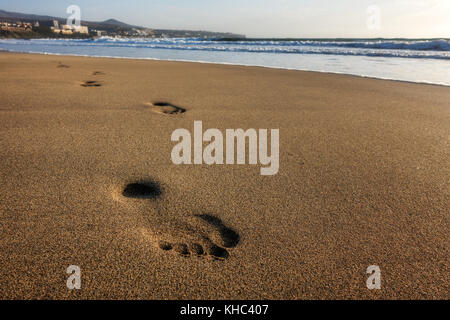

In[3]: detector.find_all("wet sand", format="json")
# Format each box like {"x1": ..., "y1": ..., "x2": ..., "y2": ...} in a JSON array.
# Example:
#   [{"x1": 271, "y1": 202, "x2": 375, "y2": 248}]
[{"x1": 0, "y1": 52, "x2": 448, "y2": 299}]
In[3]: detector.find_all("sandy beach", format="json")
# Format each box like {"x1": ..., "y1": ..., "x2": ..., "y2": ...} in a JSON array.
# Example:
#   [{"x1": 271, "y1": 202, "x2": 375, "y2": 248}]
[{"x1": 0, "y1": 51, "x2": 448, "y2": 299}]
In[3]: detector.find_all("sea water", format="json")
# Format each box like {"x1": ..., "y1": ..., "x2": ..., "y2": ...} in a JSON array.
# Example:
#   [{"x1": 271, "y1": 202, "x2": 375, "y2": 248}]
[{"x1": 0, "y1": 37, "x2": 449, "y2": 85}]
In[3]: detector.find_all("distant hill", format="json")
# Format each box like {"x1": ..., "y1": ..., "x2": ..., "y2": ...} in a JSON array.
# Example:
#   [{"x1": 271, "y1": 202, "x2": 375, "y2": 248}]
[
  {"x1": 101, "y1": 19, "x2": 139, "y2": 29},
  {"x1": 0, "y1": 9, "x2": 245, "y2": 38},
  {"x1": 0, "y1": 9, "x2": 56, "y2": 21}
]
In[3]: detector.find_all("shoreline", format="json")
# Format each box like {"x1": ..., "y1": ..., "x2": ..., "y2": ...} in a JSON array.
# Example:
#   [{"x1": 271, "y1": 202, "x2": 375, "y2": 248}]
[{"x1": 1, "y1": 49, "x2": 449, "y2": 87}]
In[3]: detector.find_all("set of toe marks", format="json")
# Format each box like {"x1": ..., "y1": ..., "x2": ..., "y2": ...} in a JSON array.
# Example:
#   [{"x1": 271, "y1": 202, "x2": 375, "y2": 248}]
[
  {"x1": 81, "y1": 72, "x2": 106, "y2": 87},
  {"x1": 158, "y1": 214, "x2": 240, "y2": 260},
  {"x1": 57, "y1": 62, "x2": 70, "y2": 68},
  {"x1": 81, "y1": 80, "x2": 103, "y2": 87},
  {"x1": 145, "y1": 102, "x2": 186, "y2": 115},
  {"x1": 55, "y1": 61, "x2": 106, "y2": 86}
]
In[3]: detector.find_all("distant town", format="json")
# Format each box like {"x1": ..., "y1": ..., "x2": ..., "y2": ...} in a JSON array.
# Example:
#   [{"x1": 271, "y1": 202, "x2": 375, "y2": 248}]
[
  {"x1": 0, "y1": 9, "x2": 245, "y2": 39},
  {"x1": 0, "y1": 19, "x2": 162, "y2": 38}
]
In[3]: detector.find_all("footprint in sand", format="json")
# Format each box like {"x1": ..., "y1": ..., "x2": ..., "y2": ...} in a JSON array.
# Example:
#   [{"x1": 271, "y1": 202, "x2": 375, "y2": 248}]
[
  {"x1": 145, "y1": 102, "x2": 186, "y2": 115},
  {"x1": 120, "y1": 180, "x2": 239, "y2": 260},
  {"x1": 57, "y1": 63, "x2": 70, "y2": 68},
  {"x1": 122, "y1": 181, "x2": 161, "y2": 199},
  {"x1": 155, "y1": 214, "x2": 240, "y2": 260},
  {"x1": 92, "y1": 71, "x2": 106, "y2": 76},
  {"x1": 81, "y1": 80, "x2": 102, "y2": 87}
]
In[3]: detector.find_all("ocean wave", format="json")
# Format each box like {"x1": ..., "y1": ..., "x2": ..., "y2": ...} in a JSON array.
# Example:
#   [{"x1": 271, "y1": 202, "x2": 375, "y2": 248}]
[
  {"x1": 89, "y1": 37, "x2": 450, "y2": 52},
  {"x1": 318, "y1": 39, "x2": 450, "y2": 51},
  {"x1": 4, "y1": 37, "x2": 448, "y2": 60},
  {"x1": 1, "y1": 38, "x2": 450, "y2": 60}
]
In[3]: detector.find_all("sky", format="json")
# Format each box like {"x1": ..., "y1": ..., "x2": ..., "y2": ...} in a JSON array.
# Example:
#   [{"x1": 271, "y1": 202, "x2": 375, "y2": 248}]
[{"x1": 0, "y1": 0, "x2": 449, "y2": 38}]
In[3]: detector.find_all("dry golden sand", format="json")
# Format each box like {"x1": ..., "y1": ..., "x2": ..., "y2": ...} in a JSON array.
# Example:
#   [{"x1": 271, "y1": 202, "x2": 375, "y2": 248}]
[{"x1": 0, "y1": 52, "x2": 448, "y2": 299}]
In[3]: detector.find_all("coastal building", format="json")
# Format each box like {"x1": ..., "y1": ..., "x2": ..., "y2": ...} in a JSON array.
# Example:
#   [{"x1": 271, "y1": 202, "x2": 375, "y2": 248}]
[
  {"x1": 52, "y1": 24, "x2": 89, "y2": 35},
  {"x1": 60, "y1": 25, "x2": 73, "y2": 35},
  {"x1": 73, "y1": 25, "x2": 89, "y2": 34},
  {"x1": 0, "y1": 20, "x2": 33, "y2": 32}
]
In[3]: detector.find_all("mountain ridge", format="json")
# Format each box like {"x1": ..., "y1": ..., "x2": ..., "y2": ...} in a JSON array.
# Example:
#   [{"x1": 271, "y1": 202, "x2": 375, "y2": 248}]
[{"x1": 100, "y1": 18, "x2": 139, "y2": 29}]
